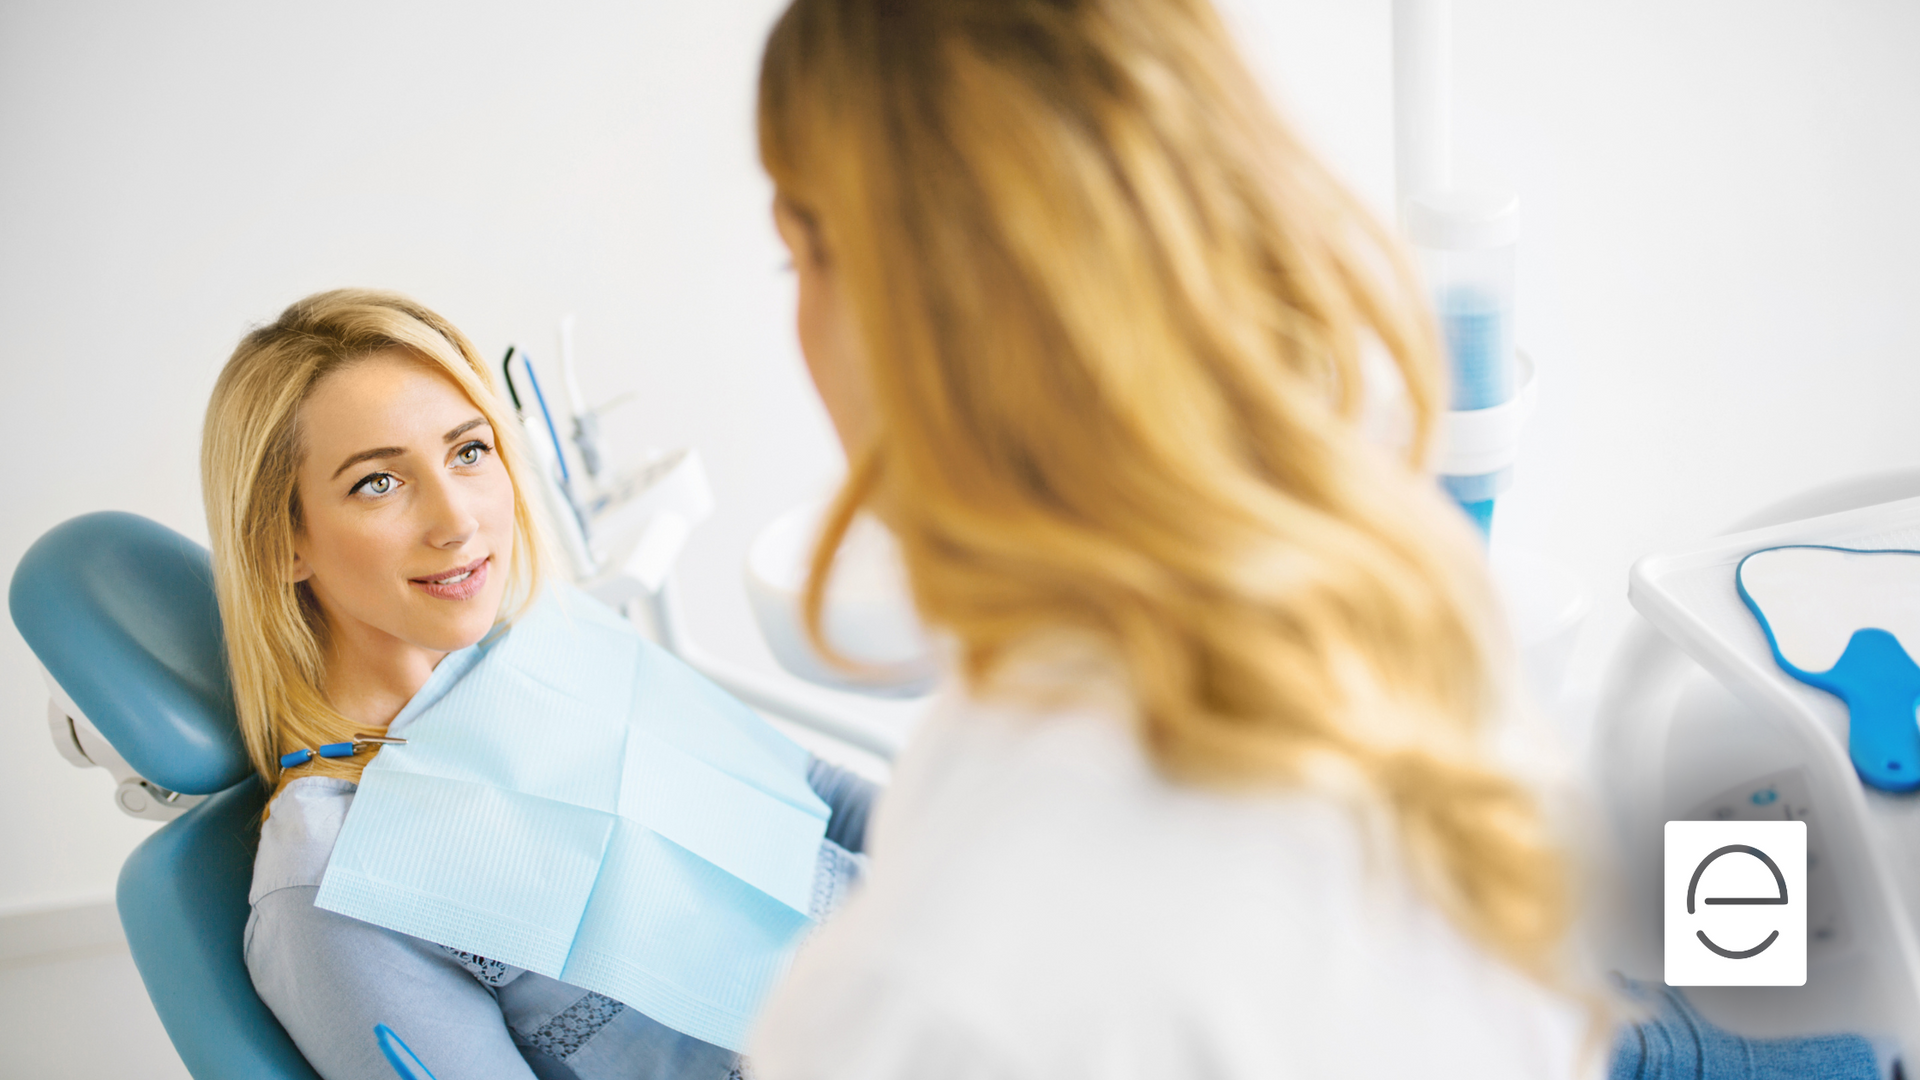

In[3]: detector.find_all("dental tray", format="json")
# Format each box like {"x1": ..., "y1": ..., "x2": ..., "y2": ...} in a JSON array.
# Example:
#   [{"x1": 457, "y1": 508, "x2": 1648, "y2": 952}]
[{"x1": 1630, "y1": 493, "x2": 1920, "y2": 766}]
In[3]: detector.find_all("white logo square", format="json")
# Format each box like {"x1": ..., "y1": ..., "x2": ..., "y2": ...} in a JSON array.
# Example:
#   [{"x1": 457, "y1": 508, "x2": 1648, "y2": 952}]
[{"x1": 1665, "y1": 820, "x2": 1806, "y2": 986}]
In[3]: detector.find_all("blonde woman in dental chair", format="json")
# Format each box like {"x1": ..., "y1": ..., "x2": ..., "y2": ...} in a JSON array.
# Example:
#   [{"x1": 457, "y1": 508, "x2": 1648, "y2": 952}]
[{"x1": 201, "y1": 289, "x2": 877, "y2": 1080}]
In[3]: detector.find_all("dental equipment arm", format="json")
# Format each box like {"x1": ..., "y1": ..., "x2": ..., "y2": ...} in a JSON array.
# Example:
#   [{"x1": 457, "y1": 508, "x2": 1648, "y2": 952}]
[
  {"x1": 514, "y1": 421, "x2": 914, "y2": 762},
  {"x1": 636, "y1": 581, "x2": 906, "y2": 762}
]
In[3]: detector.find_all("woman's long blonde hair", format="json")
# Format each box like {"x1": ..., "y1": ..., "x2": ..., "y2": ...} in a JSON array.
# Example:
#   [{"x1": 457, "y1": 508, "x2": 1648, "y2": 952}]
[
  {"x1": 761, "y1": 0, "x2": 1573, "y2": 980},
  {"x1": 202, "y1": 289, "x2": 546, "y2": 786}
]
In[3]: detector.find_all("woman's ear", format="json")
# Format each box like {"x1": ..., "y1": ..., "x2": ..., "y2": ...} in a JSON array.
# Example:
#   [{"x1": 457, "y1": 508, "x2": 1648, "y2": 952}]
[
  {"x1": 288, "y1": 548, "x2": 313, "y2": 583},
  {"x1": 774, "y1": 194, "x2": 828, "y2": 268}
]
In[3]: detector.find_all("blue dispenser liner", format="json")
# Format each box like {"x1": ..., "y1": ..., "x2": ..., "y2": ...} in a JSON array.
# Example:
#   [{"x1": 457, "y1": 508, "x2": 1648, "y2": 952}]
[
  {"x1": 1440, "y1": 286, "x2": 1512, "y2": 412},
  {"x1": 1437, "y1": 286, "x2": 1514, "y2": 534}
]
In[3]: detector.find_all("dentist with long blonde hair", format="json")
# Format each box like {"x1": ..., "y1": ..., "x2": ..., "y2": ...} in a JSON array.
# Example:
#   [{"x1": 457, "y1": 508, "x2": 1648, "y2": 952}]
[{"x1": 745, "y1": 0, "x2": 1599, "y2": 1077}]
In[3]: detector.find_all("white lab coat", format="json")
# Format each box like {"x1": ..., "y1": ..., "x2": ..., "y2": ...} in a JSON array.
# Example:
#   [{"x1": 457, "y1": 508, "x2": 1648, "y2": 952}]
[{"x1": 749, "y1": 681, "x2": 1597, "y2": 1080}]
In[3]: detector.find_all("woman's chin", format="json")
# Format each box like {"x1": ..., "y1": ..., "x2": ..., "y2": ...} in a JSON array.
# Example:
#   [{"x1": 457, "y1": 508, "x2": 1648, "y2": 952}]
[{"x1": 409, "y1": 588, "x2": 507, "y2": 654}]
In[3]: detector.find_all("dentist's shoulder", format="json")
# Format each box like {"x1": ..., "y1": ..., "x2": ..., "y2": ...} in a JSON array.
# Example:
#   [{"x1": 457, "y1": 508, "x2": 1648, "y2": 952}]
[{"x1": 752, "y1": 672, "x2": 1591, "y2": 1080}]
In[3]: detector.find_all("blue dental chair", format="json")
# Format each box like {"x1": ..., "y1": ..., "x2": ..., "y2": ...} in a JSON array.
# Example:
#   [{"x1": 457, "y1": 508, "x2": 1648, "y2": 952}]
[{"x1": 9, "y1": 512, "x2": 322, "y2": 1080}]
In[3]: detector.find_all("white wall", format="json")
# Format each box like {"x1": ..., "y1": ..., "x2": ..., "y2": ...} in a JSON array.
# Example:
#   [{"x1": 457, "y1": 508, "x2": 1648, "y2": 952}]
[
  {"x1": 1228, "y1": 0, "x2": 1920, "y2": 718},
  {"x1": 4, "y1": 0, "x2": 1918, "y2": 913}
]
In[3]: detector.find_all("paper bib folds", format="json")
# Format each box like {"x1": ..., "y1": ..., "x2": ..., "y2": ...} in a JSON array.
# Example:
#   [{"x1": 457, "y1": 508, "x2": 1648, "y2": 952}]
[{"x1": 315, "y1": 591, "x2": 830, "y2": 1051}]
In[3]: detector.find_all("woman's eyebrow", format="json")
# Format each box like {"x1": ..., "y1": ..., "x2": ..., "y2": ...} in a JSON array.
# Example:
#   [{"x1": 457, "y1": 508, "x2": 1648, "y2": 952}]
[
  {"x1": 327, "y1": 419, "x2": 487, "y2": 480},
  {"x1": 444, "y1": 417, "x2": 488, "y2": 443},
  {"x1": 331, "y1": 447, "x2": 404, "y2": 480}
]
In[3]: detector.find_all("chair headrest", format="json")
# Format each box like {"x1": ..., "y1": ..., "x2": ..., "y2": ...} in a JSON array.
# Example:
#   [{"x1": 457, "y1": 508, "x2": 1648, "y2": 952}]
[{"x1": 9, "y1": 512, "x2": 249, "y2": 795}]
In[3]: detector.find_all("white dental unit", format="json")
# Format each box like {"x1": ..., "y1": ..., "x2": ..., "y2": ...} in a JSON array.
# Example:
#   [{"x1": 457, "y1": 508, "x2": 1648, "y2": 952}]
[{"x1": 1594, "y1": 473, "x2": 1920, "y2": 1054}]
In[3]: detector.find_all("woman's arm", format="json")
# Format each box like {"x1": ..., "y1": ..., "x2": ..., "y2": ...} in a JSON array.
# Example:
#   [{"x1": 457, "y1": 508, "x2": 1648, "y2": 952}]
[
  {"x1": 806, "y1": 757, "x2": 880, "y2": 855},
  {"x1": 247, "y1": 885, "x2": 540, "y2": 1080}
]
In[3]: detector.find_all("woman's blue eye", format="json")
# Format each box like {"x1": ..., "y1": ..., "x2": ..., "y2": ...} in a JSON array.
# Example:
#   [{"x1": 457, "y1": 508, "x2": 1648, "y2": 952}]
[
  {"x1": 352, "y1": 473, "x2": 397, "y2": 497},
  {"x1": 455, "y1": 440, "x2": 491, "y2": 467}
]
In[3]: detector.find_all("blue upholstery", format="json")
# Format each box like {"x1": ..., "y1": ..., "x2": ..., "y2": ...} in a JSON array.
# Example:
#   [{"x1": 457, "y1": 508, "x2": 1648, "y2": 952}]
[
  {"x1": 9, "y1": 511, "x2": 249, "y2": 794},
  {"x1": 120, "y1": 778, "x2": 322, "y2": 1080},
  {"x1": 10, "y1": 512, "x2": 319, "y2": 1079}
]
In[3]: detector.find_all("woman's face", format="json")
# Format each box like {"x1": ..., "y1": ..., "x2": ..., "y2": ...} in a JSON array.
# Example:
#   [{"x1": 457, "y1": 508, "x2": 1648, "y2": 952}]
[
  {"x1": 290, "y1": 350, "x2": 515, "y2": 662},
  {"x1": 774, "y1": 194, "x2": 874, "y2": 454}
]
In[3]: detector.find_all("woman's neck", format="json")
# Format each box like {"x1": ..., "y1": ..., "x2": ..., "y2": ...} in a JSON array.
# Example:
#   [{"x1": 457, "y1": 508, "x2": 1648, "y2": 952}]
[{"x1": 321, "y1": 621, "x2": 449, "y2": 734}]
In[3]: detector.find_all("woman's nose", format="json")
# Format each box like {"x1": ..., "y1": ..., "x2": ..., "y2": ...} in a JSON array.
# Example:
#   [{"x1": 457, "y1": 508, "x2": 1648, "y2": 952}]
[{"x1": 419, "y1": 475, "x2": 480, "y2": 549}]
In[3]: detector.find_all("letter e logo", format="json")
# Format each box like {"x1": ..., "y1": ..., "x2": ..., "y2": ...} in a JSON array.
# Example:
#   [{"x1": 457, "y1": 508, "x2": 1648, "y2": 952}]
[{"x1": 1665, "y1": 820, "x2": 1806, "y2": 986}]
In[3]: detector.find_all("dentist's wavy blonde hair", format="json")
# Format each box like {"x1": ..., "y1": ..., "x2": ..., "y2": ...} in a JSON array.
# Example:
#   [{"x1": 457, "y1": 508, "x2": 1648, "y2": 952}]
[
  {"x1": 761, "y1": 0, "x2": 1574, "y2": 981},
  {"x1": 202, "y1": 289, "x2": 547, "y2": 787}
]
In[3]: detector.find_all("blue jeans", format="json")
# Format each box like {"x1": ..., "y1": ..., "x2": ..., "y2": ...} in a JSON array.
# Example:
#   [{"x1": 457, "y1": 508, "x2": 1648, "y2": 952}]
[{"x1": 1610, "y1": 978, "x2": 1883, "y2": 1080}]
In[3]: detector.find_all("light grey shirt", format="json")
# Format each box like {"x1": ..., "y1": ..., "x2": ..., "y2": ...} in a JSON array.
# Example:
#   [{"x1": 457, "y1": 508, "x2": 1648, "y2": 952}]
[{"x1": 246, "y1": 768, "x2": 869, "y2": 1080}]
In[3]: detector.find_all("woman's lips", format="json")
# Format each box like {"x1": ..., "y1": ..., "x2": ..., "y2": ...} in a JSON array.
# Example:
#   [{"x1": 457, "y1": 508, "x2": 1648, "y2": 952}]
[{"x1": 410, "y1": 556, "x2": 489, "y2": 601}]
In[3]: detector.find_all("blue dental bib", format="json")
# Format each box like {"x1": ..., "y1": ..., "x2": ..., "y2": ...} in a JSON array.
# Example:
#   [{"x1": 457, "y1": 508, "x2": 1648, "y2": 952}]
[{"x1": 315, "y1": 591, "x2": 830, "y2": 1051}]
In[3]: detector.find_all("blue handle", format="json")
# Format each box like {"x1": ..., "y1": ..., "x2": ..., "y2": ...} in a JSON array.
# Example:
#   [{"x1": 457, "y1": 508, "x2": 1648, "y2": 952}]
[
  {"x1": 1797, "y1": 629, "x2": 1920, "y2": 792},
  {"x1": 1737, "y1": 548, "x2": 1920, "y2": 793},
  {"x1": 374, "y1": 1024, "x2": 438, "y2": 1080}
]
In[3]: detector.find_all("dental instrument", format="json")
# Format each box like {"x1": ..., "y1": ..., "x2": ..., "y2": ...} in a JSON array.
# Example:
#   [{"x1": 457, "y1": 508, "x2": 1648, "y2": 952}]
[
  {"x1": 509, "y1": 346, "x2": 574, "y2": 486},
  {"x1": 502, "y1": 341, "x2": 710, "y2": 590},
  {"x1": 502, "y1": 346, "x2": 596, "y2": 578},
  {"x1": 522, "y1": 354, "x2": 568, "y2": 484}
]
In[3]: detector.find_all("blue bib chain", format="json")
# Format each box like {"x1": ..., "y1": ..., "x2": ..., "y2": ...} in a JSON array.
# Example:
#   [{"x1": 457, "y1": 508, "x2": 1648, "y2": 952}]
[{"x1": 280, "y1": 733, "x2": 407, "y2": 771}]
